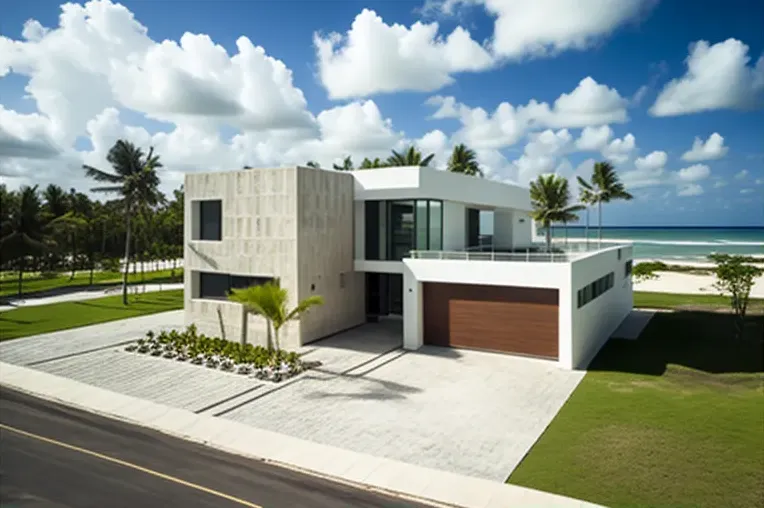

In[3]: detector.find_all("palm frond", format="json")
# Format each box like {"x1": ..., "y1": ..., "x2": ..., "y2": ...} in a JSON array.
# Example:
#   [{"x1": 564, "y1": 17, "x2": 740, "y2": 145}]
[{"x1": 83, "y1": 165, "x2": 122, "y2": 183}]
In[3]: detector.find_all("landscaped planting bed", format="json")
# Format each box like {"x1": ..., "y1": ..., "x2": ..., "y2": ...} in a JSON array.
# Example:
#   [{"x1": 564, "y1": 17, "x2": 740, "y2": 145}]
[{"x1": 125, "y1": 325, "x2": 320, "y2": 382}]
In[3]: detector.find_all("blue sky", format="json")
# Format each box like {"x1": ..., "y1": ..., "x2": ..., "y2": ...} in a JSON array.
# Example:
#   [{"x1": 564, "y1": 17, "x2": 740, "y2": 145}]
[{"x1": 1, "y1": 0, "x2": 763, "y2": 227}]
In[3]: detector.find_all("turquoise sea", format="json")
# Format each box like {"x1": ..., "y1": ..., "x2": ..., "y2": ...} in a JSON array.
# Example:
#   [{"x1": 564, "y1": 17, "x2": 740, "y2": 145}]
[{"x1": 543, "y1": 227, "x2": 764, "y2": 261}]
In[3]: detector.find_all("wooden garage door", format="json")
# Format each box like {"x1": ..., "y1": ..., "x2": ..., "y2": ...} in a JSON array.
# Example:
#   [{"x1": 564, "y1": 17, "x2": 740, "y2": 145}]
[{"x1": 423, "y1": 283, "x2": 559, "y2": 359}]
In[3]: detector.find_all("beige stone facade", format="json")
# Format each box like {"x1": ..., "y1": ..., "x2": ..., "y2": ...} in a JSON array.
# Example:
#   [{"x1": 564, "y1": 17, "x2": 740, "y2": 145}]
[{"x1": 184, "y1": 166, "x2": 365, "y2": 350}]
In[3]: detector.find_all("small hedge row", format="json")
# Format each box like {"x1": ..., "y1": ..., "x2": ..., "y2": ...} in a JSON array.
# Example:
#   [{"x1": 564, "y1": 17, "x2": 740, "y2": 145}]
[{"x1": 125, "y1": 325, "x2": 319, "y2": 382}]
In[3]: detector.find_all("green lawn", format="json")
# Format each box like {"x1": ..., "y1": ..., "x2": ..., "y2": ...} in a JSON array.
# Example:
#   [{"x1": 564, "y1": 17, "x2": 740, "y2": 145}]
[
  {"x1": 0, "y1": 268, "x2": 183, "y2": 298},
  {"x1": 509, "y1": 311, "x2": 764, "y2": 508},
  {"x1": 0, "y1": 290, "x2": 184, "y2": 341},
  {"x1": 635, "y1": 290, "x2": 764, "y2": 313}
]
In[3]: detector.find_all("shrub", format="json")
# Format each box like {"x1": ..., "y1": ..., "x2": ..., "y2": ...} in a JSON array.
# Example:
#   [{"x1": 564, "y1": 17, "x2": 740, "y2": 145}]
[
  {"x1": 633, "y1": 262, "x2": 664, "y2": 282},
  {"x1": 123, "y1": 325, "x2": 317, "y2": 381}
]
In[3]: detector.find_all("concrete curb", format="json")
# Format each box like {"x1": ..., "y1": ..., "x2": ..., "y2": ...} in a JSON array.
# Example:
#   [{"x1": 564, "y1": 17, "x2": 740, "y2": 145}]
[{"x1": 0, "y1": 362, "x2": 604, "y2": 508}]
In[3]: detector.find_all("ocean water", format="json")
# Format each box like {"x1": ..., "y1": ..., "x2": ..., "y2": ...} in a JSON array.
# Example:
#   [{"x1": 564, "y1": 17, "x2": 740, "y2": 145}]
[{"x1": 542, "y1": 227, "x2": 764, "y2": 261}]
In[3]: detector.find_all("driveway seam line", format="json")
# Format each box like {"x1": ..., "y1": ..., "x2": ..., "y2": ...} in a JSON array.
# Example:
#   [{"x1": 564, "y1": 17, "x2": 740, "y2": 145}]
[
  {"x1": 24, "y1": 340, "x2": 137, "y2": 367},
  {"x1": 212, "y1": 376, "x2": 308, "y2": 418},
  {"x1": 314, "y1": 345, "x2": 403, "y2": 377},
  {"x1": 193, "y1": 385, "x2": 264, "y2": 414}
]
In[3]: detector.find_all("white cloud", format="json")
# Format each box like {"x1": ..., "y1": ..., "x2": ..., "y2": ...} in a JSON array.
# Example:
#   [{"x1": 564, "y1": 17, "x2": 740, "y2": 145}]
[
  {"x1": 575, "y1": 125, "x2": 613, "y2": 151},
  {"x1": 0, "y1": 1, "x2": 423, "y2": 192},
  {"x1": 734, "y1": 169, "x2": 748, "y2": 180},
  {"x1": 713, "y1": 179, "x2": 727, "y2": 188},
  {"x1": 621, "y1": 150, "x2": 667, "y2": 188},
  {"x1": 680, "y1": 132, "x2": 729, "y2": 161},
  {"x1": 601, "y1": 133, "x2": 636, "y2": 163},
  {"x1": 650, "y1": 38, "x2": 764, "y2": 116},
  {"x1": 756, "y1": 178, "x2": 764, "y2": 185},
  {"x1": 511, "y1": 128, "x2": 573, "y2": 182},
  {"x1": 441, "y1": 0, "x2": 656, "y2": 60},
  {"x1": 740, "y1": 188, "x2": 755, "y2": 195},
  {"x1": 678, "y1": 183, "x2": 704, "y2": 196},
  {"x1": 314, "y1": 9, "x2": 494, "y2": 99},
  {"x1": 427, "y1": 77, "x2": 629, "y2": 150},
  {"x1": 677, "y1": 163, "x2": 711, "y2": 182}
]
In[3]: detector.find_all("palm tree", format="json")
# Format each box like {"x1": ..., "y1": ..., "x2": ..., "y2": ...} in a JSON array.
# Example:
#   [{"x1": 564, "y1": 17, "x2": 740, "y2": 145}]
[
  {"x1": 577, "y1": 161, "x2": 633, "y2": 247},
  {"x1": 228, "y1": 281, "x2": 324, "y2": 353},
  {"x1": 332, "y1": 156, "x2": 354, "y2": 171},
  {"x1": 305, "y1": 161, "x2": 320, "y2": 169},
  {"x1": 387, "y1": 146, "x2": 435, "y2": 167},
  {"x1": 577, "y1": 185, "x2": 596, "y2": 247},
  {"x1": 529, "y1": 175, "x2": 584, "y2": 252},
  {"x1": 0, "y1": 185, "x2": 47, "y2": 297},
  {"x1": 447, "y1": 144, "x2": 482, "y2": 177},
  {"x1": 359, "y1": 157, "x2": 386, "y2": 169},
  {"x1": 83, "y1": 140, "x2": 163, "y2": 305}
]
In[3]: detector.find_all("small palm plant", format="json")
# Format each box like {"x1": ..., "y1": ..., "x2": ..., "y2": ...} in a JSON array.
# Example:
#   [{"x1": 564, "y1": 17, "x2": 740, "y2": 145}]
[{"x1": 228, "y1": 281, "x2": 324, "y2": 353}]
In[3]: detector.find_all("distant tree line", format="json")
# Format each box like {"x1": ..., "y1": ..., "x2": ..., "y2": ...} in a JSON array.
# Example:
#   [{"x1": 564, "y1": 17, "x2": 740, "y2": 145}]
[{"x1": 1, "y1": 140, "x2": 183, "y2": 303}]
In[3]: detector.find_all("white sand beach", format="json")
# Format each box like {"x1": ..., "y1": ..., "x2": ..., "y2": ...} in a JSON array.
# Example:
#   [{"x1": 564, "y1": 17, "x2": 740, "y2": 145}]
[{"x1": 633, "y1": 258, "x2": 764, "y2": 298}]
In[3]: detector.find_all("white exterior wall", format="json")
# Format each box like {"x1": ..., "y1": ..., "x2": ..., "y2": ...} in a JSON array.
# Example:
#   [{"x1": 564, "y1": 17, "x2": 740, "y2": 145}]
[
  {"x1": 493, "y1": 210, "x2": 513, "y2": 248},
  {"x1": 512, "y1": 212, "x2": 533, "y2": 248},
  {"x1": 351, "y1": 167, "x2": 532, "y2": 211},
  {"x1": 568, "y1": 245, "x2": 634, "y2": 369},
  {"x1": 402, "y1": 258, "x2": 574, "y2": 367}
]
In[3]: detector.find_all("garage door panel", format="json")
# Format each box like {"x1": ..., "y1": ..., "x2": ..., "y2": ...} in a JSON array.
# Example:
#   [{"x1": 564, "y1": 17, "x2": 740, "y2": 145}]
[{"x1": 423, "y1": 283, "x2": 559, "y2": 359}]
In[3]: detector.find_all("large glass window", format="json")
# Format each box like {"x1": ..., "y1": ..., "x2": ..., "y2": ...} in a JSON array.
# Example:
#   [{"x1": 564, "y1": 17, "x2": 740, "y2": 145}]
[
  {"x1": 199, "y1": 200, "x2": 222, "y2": 241},
  {"x1": 415, "y1": 200, "x2": 429, "y2": 250},
  {"x1": 389, "y1": 200, "x2": 415, "y2": 260},
  {"x1": 363, "y1": 199, "x2": 443, "y2": 260},
  {"x1": 428, "y1": 200, "x2": 442, "y2": 250}
]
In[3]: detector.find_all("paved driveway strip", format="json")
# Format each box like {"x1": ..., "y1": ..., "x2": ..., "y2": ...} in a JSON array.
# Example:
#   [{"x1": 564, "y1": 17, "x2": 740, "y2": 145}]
[
  {"x1": 0, "y1": 310, "x2": 184, "y2": 365},
  {"x1": 223, "y1": 341, "x2": 586, "y2": 482}
]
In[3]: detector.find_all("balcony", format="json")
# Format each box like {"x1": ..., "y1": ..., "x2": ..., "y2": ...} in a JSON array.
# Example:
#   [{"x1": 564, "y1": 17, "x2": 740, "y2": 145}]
[{"x1": 409, "y1": 242, "x2": 629, "y2": 263}]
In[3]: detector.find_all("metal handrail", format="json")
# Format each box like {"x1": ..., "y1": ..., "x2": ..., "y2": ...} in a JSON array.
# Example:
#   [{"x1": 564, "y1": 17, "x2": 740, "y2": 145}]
[{"x1": 408, "y1": 243, "x2": 630, "y2": 263}]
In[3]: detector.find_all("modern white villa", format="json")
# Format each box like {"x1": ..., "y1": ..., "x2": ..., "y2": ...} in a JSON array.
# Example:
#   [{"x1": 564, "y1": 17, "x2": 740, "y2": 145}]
[{"x1": 184, "y1": 165, "x2": 634, "y2": 370}]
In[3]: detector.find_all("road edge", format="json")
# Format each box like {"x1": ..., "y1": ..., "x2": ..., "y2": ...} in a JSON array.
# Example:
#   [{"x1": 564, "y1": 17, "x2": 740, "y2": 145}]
[{"x1": 0, "y1": 362, "x2": 602, "y2": 508}]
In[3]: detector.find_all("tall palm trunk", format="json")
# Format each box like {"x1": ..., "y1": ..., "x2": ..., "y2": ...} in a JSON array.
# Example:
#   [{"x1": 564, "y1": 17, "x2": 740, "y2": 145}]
[
  {"x1": 564, "y1": 221, "x2": 568, "y2": 246},
  {"x1": 17, "y1": 257, "x2": 24, "y2": 298},
  {"x1": 545, "y1": 221, "x2": 552, "y2": 252},
  {"x1": 585, "y1": 207, "x2": 590, "y2": 248},
  {"x1": 598, "y1": 201, "x2": 603, "y2": 248},
  {"x1": 70, "y1": 231, "x2": 77, "y2": 280},
  {"x1": 122, "y1": 209, "x2": 132, "y2": 305}
]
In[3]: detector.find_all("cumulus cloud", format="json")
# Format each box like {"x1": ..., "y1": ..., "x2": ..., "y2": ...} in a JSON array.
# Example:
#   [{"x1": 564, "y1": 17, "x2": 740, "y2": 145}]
[
  {"x1": 511, "y1": 128, "x2": 573, "y2": 182},
  {"x1": 575, "y1": 125, "x2": 613, "y2": 151},
  {"x1": 429, "y1": 0, "x2": 657, "y2": 60},
  {"x1": 677, "y1": 163, "x2": 711, "y2": 182},
  {"x1": 680, "y1": 132, "x2": 729, "y2": 161},
  {"x1": 0, "y1": 1, "x2": 420, "y2": 192},
  {"x1": 426, "y1": 77, "x2": 629, "y2": 150},
  {"x1": 650, "y1": 38, "x2": 764, "y2": 116},
  {"x1": 621, "y1": 150, "x2": 667, "y2": 188},
  {"x1": 314, "y1": 9, "x2": 494, "y2": 99},
  {"x1": 601, "y1": 133, "x2": 636, "y2": 163},
  {"x1": 734, "y1": 169, "x2": 749, "y2": 180}
]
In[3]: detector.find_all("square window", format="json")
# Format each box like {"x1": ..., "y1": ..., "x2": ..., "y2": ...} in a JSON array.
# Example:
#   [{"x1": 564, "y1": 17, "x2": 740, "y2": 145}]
[{"x1": 198, "y1": 200, "x2": 222, "y2": 241}]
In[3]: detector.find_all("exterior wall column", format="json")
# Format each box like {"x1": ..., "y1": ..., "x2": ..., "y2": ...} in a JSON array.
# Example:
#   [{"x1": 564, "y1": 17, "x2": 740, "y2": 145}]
[{"x1": 402, "y1": 263, "x2": 423, "y2": 350}]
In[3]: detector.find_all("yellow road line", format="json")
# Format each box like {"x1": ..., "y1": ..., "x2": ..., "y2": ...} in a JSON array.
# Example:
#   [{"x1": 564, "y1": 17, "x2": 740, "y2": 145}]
[{"x1": 0, "y1": 423, "x2": 263, "y2": 508}]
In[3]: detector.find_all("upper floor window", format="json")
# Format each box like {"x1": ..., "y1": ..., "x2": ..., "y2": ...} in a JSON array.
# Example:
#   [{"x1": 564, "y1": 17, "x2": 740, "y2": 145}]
[
  {"x1": 194, "y1": 200, "x2": 222, "y2": 241},
  {"x1": 197, "y1": 271, "x2": 274, "y2": 300}
]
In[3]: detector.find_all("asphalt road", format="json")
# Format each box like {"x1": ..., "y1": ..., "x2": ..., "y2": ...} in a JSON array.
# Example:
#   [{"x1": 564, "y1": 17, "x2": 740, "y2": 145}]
[{"x1": 0, "y1": 388, "x2": 432, "y2": 508}]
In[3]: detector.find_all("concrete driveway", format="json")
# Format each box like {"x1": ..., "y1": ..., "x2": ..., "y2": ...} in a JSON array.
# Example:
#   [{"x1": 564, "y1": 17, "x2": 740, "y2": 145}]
[
  {"x1": 219, "y1": 319, "x2": 585, "y2": 481},
  {"x1": 1, "y1": 314, "x2": 584, "y2": 482}
]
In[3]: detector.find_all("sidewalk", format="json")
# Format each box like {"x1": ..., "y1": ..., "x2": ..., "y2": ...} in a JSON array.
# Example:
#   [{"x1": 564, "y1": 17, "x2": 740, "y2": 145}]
[
  {"x1": 0, "y1": 283, "x2": 183, "y2": 312},
  {"x1": 0, "y1": 362, "x2": 603, "y2": 508}
]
